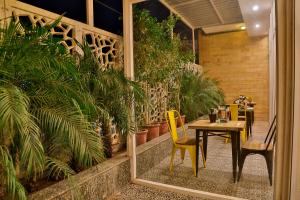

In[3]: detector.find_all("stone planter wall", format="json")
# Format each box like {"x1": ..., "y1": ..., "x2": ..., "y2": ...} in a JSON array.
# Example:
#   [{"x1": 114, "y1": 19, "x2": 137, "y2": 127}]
[{"x1": 29, "y1": 133, "x2": 174, "y2": 200}]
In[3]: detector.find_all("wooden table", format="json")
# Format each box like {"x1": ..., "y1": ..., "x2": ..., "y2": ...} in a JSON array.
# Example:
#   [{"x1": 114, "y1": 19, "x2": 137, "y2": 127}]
[{"x1": 188, "y1": 120, "x2": 246, "y2": 182}]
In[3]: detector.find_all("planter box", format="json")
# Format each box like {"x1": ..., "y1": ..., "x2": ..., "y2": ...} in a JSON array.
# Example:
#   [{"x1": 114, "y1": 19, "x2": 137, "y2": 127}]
[{"x1": 29, "y1": 127, "x2": 184, "y2": 200}]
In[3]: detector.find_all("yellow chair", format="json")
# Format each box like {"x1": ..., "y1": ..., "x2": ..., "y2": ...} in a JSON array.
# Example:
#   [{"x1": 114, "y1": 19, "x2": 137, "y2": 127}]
[
  {"x1": 165, "y1": 110, "x2": 206, "y2": 176},
  {"x1": 225, "y1": 104, "x2": 247, "y2": 144}
]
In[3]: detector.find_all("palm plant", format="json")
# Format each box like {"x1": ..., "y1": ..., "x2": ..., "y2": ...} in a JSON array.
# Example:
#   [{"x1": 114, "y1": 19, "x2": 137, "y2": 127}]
[
  {"x1": 180, "y1": 70, "x2": 224, "y2": 121},
  {"x1": 77, "y1": 41, "x2": 145, "y2": 157},
  {"x1": 0, "y1": 20, "x2": 104, "y2": 199}
]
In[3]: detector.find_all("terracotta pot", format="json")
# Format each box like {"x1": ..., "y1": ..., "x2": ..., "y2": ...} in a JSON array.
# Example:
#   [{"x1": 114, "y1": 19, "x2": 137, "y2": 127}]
[
  {"x1": 177, "y1": 115, "x2": 186, "y2": 127},
  {"x1": 135, "y1": 129, "x2": 148, "y2": 146},
  {"x1": 159, "y1": 120, "x2": 169, "y2": 135},
  {"x1": 144, "y1": 123, "x2": 160, "y2": 141}
]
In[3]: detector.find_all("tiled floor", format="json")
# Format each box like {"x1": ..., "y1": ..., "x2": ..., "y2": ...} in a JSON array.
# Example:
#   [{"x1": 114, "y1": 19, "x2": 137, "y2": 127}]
[
  {"x1": 108, "y1": 184, "x2": 209, "y2": 200},
  {"x1": 138, "y1": 121, "x2": 273, "y2": 200}
]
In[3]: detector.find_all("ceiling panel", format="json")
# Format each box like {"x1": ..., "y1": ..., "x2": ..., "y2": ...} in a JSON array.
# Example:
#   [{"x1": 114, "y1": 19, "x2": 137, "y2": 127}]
[
  {"x1": 212, "y1": 0, "x2": 243, "y2": 24},
  {"x1": 163, "y1": 0, "x2": 272, "y2": 36}
]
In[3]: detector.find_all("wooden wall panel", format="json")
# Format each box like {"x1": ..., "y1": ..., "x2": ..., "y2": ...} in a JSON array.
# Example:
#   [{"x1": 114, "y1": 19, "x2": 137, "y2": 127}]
[{"x1": 199, "y1": 31, "x2": 269, "y2": 121}]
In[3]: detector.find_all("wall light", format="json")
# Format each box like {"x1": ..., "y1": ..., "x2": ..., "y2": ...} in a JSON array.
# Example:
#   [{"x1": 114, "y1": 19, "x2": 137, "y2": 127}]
[
  {"x1": 252, "y1": 5, "x2": 259, "y2": 11},
  {"x1": 240, "y1": 26, "x2": 246, "y2": 30},
  {"x1": 255, "y1": 24, "x2": 261, "y2": 28}
]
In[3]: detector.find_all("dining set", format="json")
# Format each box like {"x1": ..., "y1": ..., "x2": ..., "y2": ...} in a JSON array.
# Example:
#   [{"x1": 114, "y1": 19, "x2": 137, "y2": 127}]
[{"x1": 166, "y1": 96, "x2": 276, "y2": 185}]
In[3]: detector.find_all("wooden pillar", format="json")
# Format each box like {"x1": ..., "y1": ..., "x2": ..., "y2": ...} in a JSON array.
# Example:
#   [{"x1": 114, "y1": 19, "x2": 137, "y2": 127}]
[
  {"x1": 291, "y1": 0, "x2": 300, "y2": 198},
  {"x1": 274, "y1": 0, "x2": 295, "y2": 199},
  {"x1": 123, "y1": 0, "x2": 136, "y2": 181},
  {"x1": 192, "y1": 28, "x2": 195, "y2": 56},
  {"x1": 198, "y1": 30, "x2": 204, "y2": 65},
  {"x1": 86, "y1": 0, "x2": 94, "y2": 26}
]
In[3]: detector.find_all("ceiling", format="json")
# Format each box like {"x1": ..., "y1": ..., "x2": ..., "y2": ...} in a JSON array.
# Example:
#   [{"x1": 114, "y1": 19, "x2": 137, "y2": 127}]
[
  {"x1": 162, "y1": 0, "x2": 273, "y2": 36},
  {"x1": 164, "y1": 0, "x2": 244, "y2": 28},
  {"x1": 238, "y1": 0, "x2": 273, "y2": 37}
]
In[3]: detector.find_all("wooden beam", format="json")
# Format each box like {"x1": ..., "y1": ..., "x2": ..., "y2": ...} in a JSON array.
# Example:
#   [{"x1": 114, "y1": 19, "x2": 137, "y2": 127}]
[
  {"x1": 86, "y1": 0, "x2": 94, "y2": 26},
  {"x1": 208, "y1": 0, "x2": 225, "y2": 24},
  {"x1": 159, "y1": 0, "x2": 194, "y2": 29}
]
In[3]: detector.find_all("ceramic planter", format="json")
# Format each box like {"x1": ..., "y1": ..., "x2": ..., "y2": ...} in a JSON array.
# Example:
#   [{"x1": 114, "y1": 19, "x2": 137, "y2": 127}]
[
  {"x1": 177, "y1": 115, "x2": 186, "y2": 127},
  {"x1": 144, "y1": 123, "x2": 160, "y2": 141},
  {"x1": 159, "y1": 120, "x2": 169, "y2": 135},
  {"x1": 135, "y1": 129, "x2": 148, "y2": 146}
]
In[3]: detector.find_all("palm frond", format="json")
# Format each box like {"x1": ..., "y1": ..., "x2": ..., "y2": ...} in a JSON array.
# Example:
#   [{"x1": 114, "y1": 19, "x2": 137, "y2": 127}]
[
  {"x1": 45, "y1": 157, "x2": 75, "y2": 180},
  {"x1": 35, "y1": 103, "x2": 104, "y2": 167},
  {"x1": 0, "y1": 146, "x2": 27, "y2": 200}
]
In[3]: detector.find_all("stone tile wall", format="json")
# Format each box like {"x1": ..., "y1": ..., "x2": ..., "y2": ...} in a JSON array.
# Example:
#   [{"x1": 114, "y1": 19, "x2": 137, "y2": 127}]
[
  {"x1": 199, "y1": 31, "x2": 269, "y2": 121},
  {"x1": 29, "y1": 133, "x2": 173, "y2": 200}
]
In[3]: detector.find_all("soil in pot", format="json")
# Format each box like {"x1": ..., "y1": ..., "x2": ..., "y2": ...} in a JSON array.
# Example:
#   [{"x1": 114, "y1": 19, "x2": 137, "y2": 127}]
[
  {"x1": 159, "y1": 120, "x2": 169, "y2": 135},
  {"x1": 177, "y1": 115, "x2": 186, "y2": 127},
  {"x1": 136, "y1": 129, "x2": 148, "y2": 146},
  {"x1": 144, "y1": 123, "x2": 160, "y2": 141}
]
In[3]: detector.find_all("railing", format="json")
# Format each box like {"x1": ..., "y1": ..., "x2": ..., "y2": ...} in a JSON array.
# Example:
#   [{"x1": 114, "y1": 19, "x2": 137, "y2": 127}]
[{"x1": 1, "y1": 0, "x2": 123, "y2": 70}]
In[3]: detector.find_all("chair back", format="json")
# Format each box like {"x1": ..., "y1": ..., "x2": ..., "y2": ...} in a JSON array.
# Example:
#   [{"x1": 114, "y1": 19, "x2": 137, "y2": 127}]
[
  {"x1": 264, "y1": 116, "x2": 277, "y2": 150},
  {"x1": 229, "y1": 104, "x2": 239, "y2": 121},
  {"x1": 165, "y1": 110, "x2": 187, "y2": 144}
]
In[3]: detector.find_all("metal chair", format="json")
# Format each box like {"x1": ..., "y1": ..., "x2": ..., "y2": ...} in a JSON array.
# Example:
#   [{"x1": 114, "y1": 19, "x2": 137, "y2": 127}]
[
  {"x1": 237, "y1": 116, "x2": 277, "y2": 185},
  {"x1": 165, "y1": 110, "x2": 206, "y2": 176}
]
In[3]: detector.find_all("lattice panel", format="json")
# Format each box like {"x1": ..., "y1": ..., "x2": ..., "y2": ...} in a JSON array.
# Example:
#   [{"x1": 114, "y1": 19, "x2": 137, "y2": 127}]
[
  {"x1": 148, "y1": 84, "x2": 168, "y2": 123},
  {"x1": 12, "y1": 11, "x2": 76, "y2": 52},
  {"x1": 185, "y1": 62, "x2": 203, "y2": 75},
  {"x1": 83, "y1": 32, "x2": 121, "y2": 70}
]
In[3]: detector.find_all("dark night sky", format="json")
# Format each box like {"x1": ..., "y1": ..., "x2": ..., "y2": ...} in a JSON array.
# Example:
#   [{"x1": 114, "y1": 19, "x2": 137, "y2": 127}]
[{"x1": 19, "y1": 0, "x2": 192, "y2": 40}]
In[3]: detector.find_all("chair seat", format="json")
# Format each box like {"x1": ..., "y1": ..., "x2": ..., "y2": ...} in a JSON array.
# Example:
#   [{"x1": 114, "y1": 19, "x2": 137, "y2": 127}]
[
  {"x1": 175, "y1": 137, "x2": 198, "y2": 145},
  {"x1": 242, "y1": 138, "x2": 273, "y2": 151}
]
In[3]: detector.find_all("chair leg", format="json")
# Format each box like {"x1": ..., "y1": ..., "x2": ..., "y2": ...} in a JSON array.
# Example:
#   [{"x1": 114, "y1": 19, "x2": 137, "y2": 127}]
[
  {"x1": 169, "y1": 145, "x2": 177, "y2": 173},
  {"x1": 241, "y1": 130, "x2": 247, "y2": 144},
  {"x1": 187, "y1": 146, "x2": 197, "y2": 176},
  {"x1": 264, "y1": 151, "x2": 273, "y2": 186},
  {"x1": 180, "y1": 148, "x2": 186, "y2": 163},
  {"x1": 200, "y1": 144, "x2": 206, "y2": 168},
  {"x1": 238, "y1": 151, "x2": 248, "y2": 181},
  {"x1": 225, "y1": 133, "x2": 231, "y2": 143}
]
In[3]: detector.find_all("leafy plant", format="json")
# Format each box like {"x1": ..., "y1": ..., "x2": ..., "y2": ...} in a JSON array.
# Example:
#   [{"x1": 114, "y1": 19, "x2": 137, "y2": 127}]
[
  {"x1": 133, "y1": 8, "x2": 193, "y2": 86},
  {"x1": 76, "y1": 41, "x2": 145, "y2": 157},
  {"x1": 0, "y1": 19, "x2": 104, "y2": 199},
  {"x1": 180, "y1": 70, "x2": 224, "y2": 121}
]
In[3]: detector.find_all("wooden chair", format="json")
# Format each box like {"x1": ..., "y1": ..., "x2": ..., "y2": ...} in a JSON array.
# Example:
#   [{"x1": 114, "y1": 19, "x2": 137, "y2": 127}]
[
  {"x1": 237, "y1": 116, "x2": 277, "y2": 185},
  {"x1": 165, "y1": 110, "x2": 206, "y2": 176}
]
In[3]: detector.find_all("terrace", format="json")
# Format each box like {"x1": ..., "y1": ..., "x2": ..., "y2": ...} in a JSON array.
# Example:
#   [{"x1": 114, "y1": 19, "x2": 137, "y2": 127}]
[{"x1": 0, "y1": 0, "x2": 298, "y2": 200}]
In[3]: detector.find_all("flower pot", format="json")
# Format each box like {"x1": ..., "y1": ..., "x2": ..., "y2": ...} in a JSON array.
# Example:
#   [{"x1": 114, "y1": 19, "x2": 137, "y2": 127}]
[
  {"x1": 135, "y1": 129, "x2": 148, "y2": 146},
  {"x1": 144, "y1": 123, "x2": 160, "y2": 141},
  {"x1": 177, "y1": 115, "x2": 186, "y2": 127},
  {"x1": 159, "y1": 120, "x2": 169, "y2": 135}
]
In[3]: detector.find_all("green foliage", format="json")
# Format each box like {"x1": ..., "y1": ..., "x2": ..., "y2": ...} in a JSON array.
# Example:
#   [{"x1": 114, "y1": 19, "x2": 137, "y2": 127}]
[
  {"x1": 133, "y1": 8, "x2": 194, "y2": 86},
  {"x1": 0, "y1": 20, "x2": 104, "y2": 199},
  {"x1": 77, "y1": 42, "x2": 145, "y2": 135},
  {"x1": 180, "y1": 70, "x2": 224, "y2": 121}
]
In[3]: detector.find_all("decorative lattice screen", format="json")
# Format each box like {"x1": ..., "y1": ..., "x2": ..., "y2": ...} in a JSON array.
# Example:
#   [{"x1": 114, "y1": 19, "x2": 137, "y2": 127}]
[{"x1": 9, "y1": 3, "x2": 123, "y2": 70}]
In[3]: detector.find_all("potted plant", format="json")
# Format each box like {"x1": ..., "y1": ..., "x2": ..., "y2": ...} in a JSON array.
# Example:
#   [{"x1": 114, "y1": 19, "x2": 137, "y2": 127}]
[
  {"x1": 159, "y1": 119, "x2": 169, "y2": 135},
  {"x1": 135, "y1": 129, "x2": 149, "y2": 145},
  {"x1": 177, "y1": 115, "x2": 186, "y2": 127}
]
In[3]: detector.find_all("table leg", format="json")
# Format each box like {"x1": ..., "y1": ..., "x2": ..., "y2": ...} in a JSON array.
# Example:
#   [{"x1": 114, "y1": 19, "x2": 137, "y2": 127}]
[
  {"x1": 230, "y1": 131, "x2": 238, "y2": 182},
  {"x1": 203, "y1": 131, "x2": 208, "y2": 160},
  {"x1": 237, "y1": 131, "x2": 241, "y2": 167},
  {"x1": 196, "y1": 129, "x2": 200, "y2": 177}
]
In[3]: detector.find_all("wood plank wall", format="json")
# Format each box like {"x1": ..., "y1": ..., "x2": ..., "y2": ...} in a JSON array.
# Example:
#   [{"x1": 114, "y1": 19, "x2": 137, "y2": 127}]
[{"x1": 199, "y1": 31, "x2": 269, "y2": 121}]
